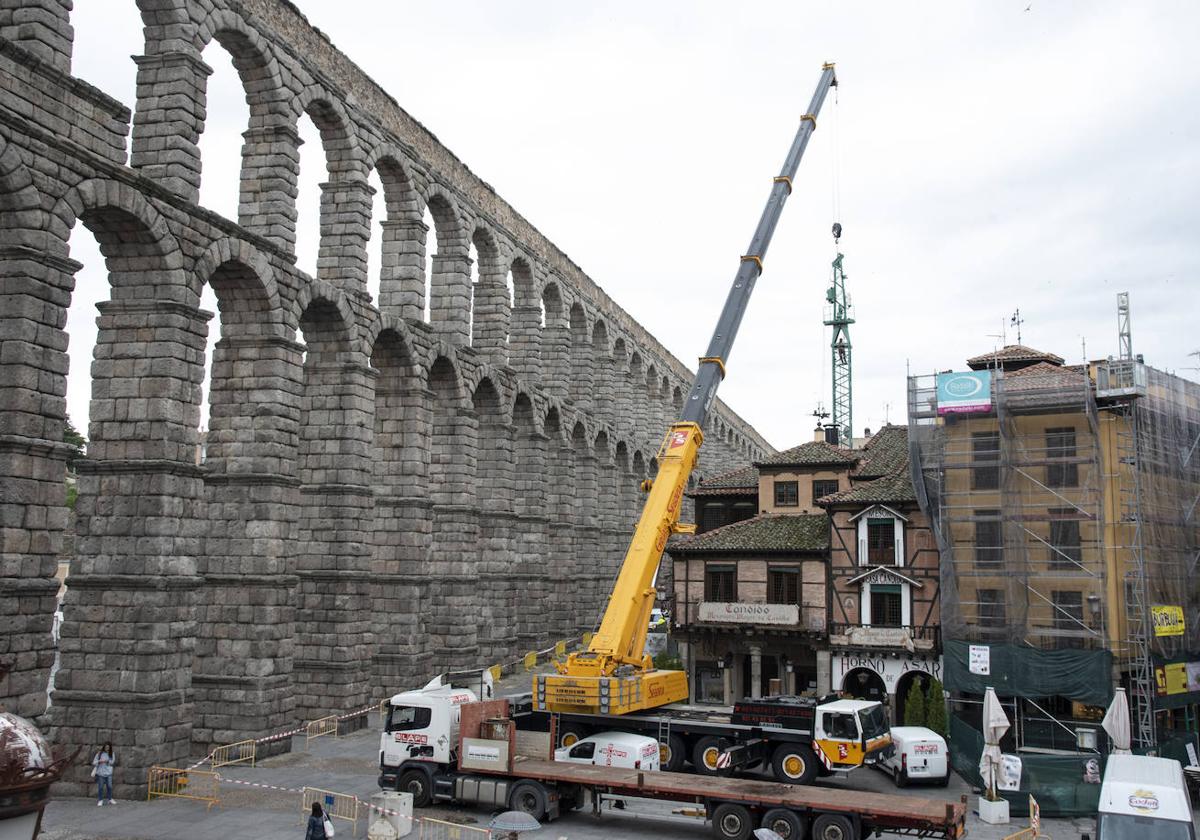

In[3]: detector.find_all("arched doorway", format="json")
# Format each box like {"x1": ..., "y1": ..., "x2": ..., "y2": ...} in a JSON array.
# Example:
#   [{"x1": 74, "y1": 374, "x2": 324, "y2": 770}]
[
  {"x1": 843, "y1": 667, "x2": 886, "y2": 703},
  {"x1": 895, "y1": 671, "x2": 933, "y2": 725}
]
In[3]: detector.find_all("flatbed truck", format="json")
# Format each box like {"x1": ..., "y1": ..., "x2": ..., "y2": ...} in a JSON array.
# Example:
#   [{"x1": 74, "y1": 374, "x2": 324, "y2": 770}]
[
  {"x1": 529, "y1": 688, "x2": 894, "y2": 783},
  {"x1": 379, "y1": 697, "x2": 967, "y2": 840}
]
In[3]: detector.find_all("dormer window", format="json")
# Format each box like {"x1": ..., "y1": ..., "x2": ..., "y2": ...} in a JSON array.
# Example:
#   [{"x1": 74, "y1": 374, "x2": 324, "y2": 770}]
[{"x1": 851, "y1": 504, "x2": 907, "y2": 566}]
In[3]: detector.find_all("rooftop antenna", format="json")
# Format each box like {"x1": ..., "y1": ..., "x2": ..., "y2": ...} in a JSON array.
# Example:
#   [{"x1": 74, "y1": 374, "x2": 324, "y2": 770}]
[{"x1": 1010, "y1": 308, "x2": 1024, "y2": 345}]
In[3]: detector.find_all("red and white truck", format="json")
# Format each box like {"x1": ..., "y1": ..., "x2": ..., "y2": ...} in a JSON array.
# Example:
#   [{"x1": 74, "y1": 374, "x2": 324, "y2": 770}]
[{"x1": 378, "y1": 692, "x2": 967, "y2": 840}]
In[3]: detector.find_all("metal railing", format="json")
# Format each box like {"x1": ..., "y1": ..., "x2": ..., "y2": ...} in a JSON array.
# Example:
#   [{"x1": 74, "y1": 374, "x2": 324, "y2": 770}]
[
  {"x1": 417, "y1": 817, "x2": 490, "y2": 840},
  {"x1": 303, "y1": 787, "x2": 360, "y2": 838},
  {"x1": 305, "y1": 714, "x2": 340, "y2": 748},
  {"x1": 210, "y1": 738, "x2": 256, "y2": 769},
  {"x1": 146, "y1": 765, "x2": 220, "y2": 809}
]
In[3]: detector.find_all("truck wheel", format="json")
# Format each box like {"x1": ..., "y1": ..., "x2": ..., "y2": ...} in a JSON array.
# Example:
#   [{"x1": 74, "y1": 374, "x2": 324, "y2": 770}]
[
  {"x1": 558, "y1": 724, "x2": 589, "y2": 749},
  {"x1": 693, "y1": 736, "x2": 724, "y2": 775},
  {"x1": 811, "y1": 814, "x2": 856, "y2": 840},
  {"x1": 397, "y1": 768, "x2": 431, "y2": 807},
  {"x1": 761, "y1": 808, "x2": 806, "y2": 840},
  {"x1": 711, "y1": 802, "x2": 753, "y2": 840},
  {"x1": 660, "y1": 734, "x2": 687, "y2": 772},
  {"x1": 772, "y1": 743, "x2": 818, "y2": 785},
  {"x1": 509, "y1": 781, "x2": 548, "y2": 821}
]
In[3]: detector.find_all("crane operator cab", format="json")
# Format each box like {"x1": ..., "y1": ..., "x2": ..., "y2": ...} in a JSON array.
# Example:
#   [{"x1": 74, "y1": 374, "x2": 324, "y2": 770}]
[{"x1": 813, "y1": 699, "x2": 893, "y2": 772}]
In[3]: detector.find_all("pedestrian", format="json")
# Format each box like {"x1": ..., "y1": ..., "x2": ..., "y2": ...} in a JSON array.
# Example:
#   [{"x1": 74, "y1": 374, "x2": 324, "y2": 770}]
[
  {"x1": 305, "y1": 801, "x2": 329, "y2": 840},
  {"x1": 91, "y1": 742, "x2": 115, "y2": 806}
]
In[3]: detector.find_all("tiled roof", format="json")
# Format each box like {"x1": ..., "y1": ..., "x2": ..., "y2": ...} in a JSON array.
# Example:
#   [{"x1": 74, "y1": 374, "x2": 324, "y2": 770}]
[
  {"x1": 755, "y1": 441, "x2": 859, "y2": 469},
  {"x1": 852, "y1": 425, "x2": 909, "y2": 479},
  {"x1": 1002, "y1": 361, "x2": 1088, "y2": 391},
  {"x1": 693, "y1": 464, "x2": 759, "y2": 496},
  {"x1": 967, "y1": 344, "x2": 1065, "y2": 370},
  {"x1": 669, "y1": 513, "x2": 829, "y2": 554},
  {"x1": 818, "y1": 468, "x2": 916, "y2": 506}
]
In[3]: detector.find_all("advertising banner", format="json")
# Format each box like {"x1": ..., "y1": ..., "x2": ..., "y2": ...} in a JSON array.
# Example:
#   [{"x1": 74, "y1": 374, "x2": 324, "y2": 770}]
[
  {"x1": 1152, "y1": 605, "x2": 1185, "y2": 637},
  {"x1": 935, "y1": 370, "x2": 993, "y2": 415}
]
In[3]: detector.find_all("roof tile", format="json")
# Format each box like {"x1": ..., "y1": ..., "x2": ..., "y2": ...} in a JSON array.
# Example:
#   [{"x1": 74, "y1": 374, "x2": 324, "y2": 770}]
[
  {"x1": 755, "y1": 441, "x2": 859, "y2": 469},
  {"x1": 669, "y1": 513, "x2": 829, "y2": 553}
]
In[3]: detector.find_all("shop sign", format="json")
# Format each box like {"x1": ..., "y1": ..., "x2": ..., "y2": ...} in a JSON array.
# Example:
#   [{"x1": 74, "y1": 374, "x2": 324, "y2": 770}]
[
  {"x1": 832, "y1": 653, "x2": 942, "y2": 694},
  {"x1": 1154, "y1": 660, "x2": 1200, "y2": 696},
  {"x1": 936, "y1": 370, "x2": 992, "y2": 415},
  {"x1": 1151, "y1": 605, "x2": 1185, "y2": 637},
  {"x1": 698, "y1": 602, "x2": 799, "y2": 625}
]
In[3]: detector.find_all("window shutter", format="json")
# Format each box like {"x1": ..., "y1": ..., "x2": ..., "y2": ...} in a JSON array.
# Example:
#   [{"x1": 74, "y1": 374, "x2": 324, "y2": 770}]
[{"x1": 894, "y1": 520, "x2": 903, "y2": 566}]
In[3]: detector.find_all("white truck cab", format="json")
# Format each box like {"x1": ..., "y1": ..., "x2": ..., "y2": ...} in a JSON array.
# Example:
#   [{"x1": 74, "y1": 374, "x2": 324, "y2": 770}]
[
  {"x1": 381, "y1": 676, "x2": 479, "y2": 768},
  {"x1": 555, "y1": 731, "x2": 661, "y2": 771},
  {"x1": 1097, "y1": 754, "x2": 1196, "y2": 840}
]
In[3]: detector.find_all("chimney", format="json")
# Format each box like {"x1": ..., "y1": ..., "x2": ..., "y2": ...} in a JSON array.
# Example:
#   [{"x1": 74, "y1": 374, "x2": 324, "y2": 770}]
[
  {"x1": 823, "y1": 424, "x2": 840, "y2": 446},
  {"x1": 863, "y1": 427, "x2": 872, "y2": 438}
]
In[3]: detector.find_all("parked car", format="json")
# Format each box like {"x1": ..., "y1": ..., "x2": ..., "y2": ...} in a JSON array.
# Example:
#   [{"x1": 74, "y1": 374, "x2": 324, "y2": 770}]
[
  {"x1": 1097, "y1": 753, "x2": 1195, "y2": 839},
  {"x1": 876, "y1": 726, "x2": 949, "y2": 787},
  {"x1": 554, "y1": 731, "x2": 661, "y2": 771}
]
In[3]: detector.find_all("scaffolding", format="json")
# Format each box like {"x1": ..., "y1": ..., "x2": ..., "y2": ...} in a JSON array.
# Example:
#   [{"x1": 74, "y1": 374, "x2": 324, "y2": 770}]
[
  {"x1": 909, "y1": 363, "x2": 1106, "y2": 651},
  {"x1": 1097, "y1": 359, "x2": 1200, "y2": 747},
  {"x1": 909, "y1": 355, "x2": 1200, "y2": 750}
]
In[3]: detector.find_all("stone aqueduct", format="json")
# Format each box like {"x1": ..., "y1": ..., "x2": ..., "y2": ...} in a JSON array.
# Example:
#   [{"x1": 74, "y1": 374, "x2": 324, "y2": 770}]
[{"x1": 0, "y1": 0, "x2": 770, "y2": 787}]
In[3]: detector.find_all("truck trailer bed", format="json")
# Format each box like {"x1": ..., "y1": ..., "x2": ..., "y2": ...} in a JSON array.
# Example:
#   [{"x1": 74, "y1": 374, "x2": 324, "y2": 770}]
[{"x1": 508, "y1": 756, "x2": 966, "y2": 836}]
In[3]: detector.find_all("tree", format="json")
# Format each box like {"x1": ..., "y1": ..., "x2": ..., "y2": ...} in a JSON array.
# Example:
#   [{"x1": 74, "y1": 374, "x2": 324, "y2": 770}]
[
  {"x1": 924, "y1": 677, "x2": 948, "y2": 737},
  {"x1": 903, "y1": 679, "x2": 927, "y2": 727},
  {"x1": 63, "y1": 414, "x2": 86, "y2": 471}
]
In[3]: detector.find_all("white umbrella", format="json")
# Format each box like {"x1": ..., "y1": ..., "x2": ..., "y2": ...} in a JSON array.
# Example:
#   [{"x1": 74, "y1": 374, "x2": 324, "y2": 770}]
[
  {"x1": 979, "y1": 686, "x2": 1010, "y2": 799},
  {"x1": 1102, "y1": 687, "x2": 1132, "y2": 754}
]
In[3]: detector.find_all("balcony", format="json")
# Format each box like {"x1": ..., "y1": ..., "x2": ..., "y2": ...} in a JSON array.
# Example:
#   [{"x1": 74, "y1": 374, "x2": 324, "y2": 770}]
[{"x1": 828, "y1": 622, "x2": 940, "y2": 653}]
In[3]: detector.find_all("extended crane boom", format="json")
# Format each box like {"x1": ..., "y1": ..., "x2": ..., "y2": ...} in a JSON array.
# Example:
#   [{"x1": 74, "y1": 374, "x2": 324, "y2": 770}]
[{"x1": 537, "y1": 64, "x2": 839, "y2": 716}]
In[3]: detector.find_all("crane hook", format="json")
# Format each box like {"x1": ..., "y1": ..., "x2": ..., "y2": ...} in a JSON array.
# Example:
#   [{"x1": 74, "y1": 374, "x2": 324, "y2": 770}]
[{"x1": 832, "y1": 222, "x2": 842, "y2": 243}]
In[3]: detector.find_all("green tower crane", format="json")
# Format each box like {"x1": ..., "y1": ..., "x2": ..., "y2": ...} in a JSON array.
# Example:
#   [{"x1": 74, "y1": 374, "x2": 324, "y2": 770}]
[{"x1": 823, "y1": 225, "x2": 854, "y2": 445}]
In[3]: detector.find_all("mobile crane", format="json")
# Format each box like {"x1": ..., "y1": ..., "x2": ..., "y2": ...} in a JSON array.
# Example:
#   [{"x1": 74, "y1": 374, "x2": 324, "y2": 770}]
[{"x1": 538, "y1": 64, "x2": 840, "y2": 716}]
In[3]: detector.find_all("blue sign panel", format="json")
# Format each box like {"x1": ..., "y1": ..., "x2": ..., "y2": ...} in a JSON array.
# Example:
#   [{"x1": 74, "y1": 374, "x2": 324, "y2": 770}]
[{"x1": 936, "y1": 370, "x2": 992, "y2": 415}]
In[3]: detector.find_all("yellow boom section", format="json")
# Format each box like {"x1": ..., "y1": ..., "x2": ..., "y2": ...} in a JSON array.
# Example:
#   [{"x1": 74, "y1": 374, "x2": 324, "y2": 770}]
[{"x1": 535, "y1": 423, "x2": 701, "y2": 714}]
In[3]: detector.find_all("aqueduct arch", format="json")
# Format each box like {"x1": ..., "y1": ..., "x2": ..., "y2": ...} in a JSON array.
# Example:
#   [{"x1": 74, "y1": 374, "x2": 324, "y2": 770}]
[{"x1": 0, "y1": 0, "x2": 773, "y2": 794}]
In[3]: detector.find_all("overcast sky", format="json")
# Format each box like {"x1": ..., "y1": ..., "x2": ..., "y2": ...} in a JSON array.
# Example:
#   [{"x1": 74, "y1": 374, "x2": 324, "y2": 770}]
[{"x1": 66, "y1": 1, "x2": 1199, "y2": 450}]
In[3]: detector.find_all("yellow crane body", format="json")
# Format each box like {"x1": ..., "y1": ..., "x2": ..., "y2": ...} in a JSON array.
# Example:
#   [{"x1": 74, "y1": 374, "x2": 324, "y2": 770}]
[
  {"x1": 535, "y1": 423, "x2": 701, "y2": 714},
  {"x1": 535, "y1": 64, "x2": 838, "y2": 717}
]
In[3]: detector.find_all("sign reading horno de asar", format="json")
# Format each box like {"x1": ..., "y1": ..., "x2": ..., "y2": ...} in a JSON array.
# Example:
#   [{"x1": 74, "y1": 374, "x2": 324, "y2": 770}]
[{"x1": 699, "y1": 602, "x2": 799, "y2": 625}]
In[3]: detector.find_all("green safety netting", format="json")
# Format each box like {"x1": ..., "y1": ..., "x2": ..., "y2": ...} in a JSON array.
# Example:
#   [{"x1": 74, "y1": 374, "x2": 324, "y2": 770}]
[
  {"x1": 949, "y1": 715, "x2": 1199, "y2": 817},
  {"x1": 943, "y1": 640, "x2": 1113, "y2": 706}
]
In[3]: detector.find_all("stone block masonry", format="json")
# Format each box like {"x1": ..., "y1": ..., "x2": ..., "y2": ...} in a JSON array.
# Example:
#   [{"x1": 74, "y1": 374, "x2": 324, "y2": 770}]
[{"x1": 0, "y1": 0, "x2": 772, "y2": 797}]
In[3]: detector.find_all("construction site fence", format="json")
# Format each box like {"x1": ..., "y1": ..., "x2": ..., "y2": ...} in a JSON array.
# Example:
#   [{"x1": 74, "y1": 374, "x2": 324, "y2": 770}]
[
  {"x1": 146, "y1": 765, "x2": 220, "y2": 809},
  {"x1": 303, "y1": 786, "x2": 361, "y2": 837},
  {"x1": 306, "y1": 714, "x2": 340, "y2": 748},
  {"x1": 210, "y1": 738, "x2": 256, "y2": 769},
  {"x1": 417, "y1": 817, "x2": 490, "y2": 840}
]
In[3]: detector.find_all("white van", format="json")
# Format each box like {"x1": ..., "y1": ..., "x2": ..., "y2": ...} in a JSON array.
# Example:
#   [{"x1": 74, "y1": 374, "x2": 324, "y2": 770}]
[
  {"x1": 1097, "y1": 754, "x2": 1195, "y2": 839},
  {"x1": 554, "y1": 731, "x2": 661, "y2": 772},
  {"x1": 877, "y1": 726, "x2": 949, "y2": 787}
]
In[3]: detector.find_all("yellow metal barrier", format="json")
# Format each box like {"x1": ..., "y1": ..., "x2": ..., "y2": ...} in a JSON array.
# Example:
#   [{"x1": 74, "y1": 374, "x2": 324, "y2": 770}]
[
  {"x1": 554, "y1": 640, "x2": 566, "y2": 657},
  {"x1": 303, "y1": 787, "x2": 360, "y2": 837},
  {"x1": 305, "y1": 714, "x2": 339, "y2": 749},
  {"x1": 488, "y1": 664, "x2": 501, "y2": 682},
  {"x1": 523, "y1": 651, "x2": 537, "y2": 671},
  {"x1": 210, "y1": 738, "x2": 256, "y2": 769},
  {"x1": 582, "y1": 631, "x2": 594, "y2": 647},
  {"x1": 146, "y1": 765, "x2": 220, "y2": 809},
  {"x1": 417, "y1": 817, "x2": 490, "y2": 840}
]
